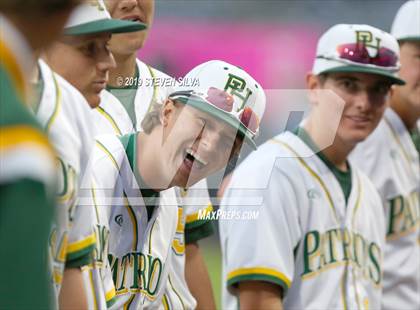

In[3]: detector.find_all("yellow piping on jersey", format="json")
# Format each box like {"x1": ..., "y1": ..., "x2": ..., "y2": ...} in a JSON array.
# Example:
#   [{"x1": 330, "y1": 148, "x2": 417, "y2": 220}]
[
  {"x1": 185, "y1": 203, "x2": 213, "y2": 224},
  {"x1": 124, "y1": 194, "x2": 138, "y2": 251},
  {"x1": 350, "y1": 175, "x2": 362, "y2": 310},
  {"x1": 351, "y1": 174, "x2": 362, "y2": 228},
  {"x1": 386, "y1": 223, "x2": 420, "y2": 241},
  {"x1": 45, "y1": 73, "x2": 61, "y2": 133},
  {"x1": 341, "y1": 266, "x2": 348, "y2": 310},
  {"x1": 123, "y1": 295, "x2": 136, "y2": 310},
  {"x1": 67, "y1": 233, "x2": 96, "y2": 254},
  {"x1": 271, "y1": 139, "x2": 362, "y2": 310},
  {"x1": 168, "y1": 274, "x2": 185, "y2": 310},
  {"x1": 146, "y1": 65, "x2": 158, "y2": 111},
  {"x1": 0, "y1": 39, "x2": 25, "y2": 100},
  {"x1": 96, "y1": 106, "x2": 123, "y2": 135},
  {"x1": 53, "y1": 268, "x2": 63, "y2": 285},
  {"x1": 270, "y1": 139, "x2": 339, "y2": 222},
  {"x1": 91, "y1": 181, "x2": 100, "y2": 223},
  {"x1": 88, "y1": 268, "x2": 98, "y2": 310},
  {"x1": 162, "y1": 294, "x2": 170, "y2": 310},
  {"x1": 95, "y1": 140, "x2": 139, "y2": 251},
  {"x1": 148, "y1": 219, "x2": 157, "y2": 254},
  {"x1": 57, "y1": 232, "x2": 68, "y2": 263},
  {"x1": 301, "y1": 260, "x2": 346, "y2": 281},
  {"x1": 227, "y1": 267, "x2": 292, "y2": 288},
  {"x1": 106, "y1": 287, "x2": 116, "y2": 302},
  {"x1": 0, "y1": 125, "x2": 55, "y2": 157},
  {"x1": 384, "y1": 117, "x2": 416, "y2": 179},
  {"x1": 95, "y1": 140, "x2": 120, "y2": 169}
]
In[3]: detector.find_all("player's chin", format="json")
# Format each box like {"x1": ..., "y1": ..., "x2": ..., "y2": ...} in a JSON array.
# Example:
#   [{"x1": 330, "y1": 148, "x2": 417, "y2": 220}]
[
  {"x1": 86, "y1": 87, "x2": 104, "y2": 108},
  {"x1": 113, "y1": 32, "x2": 146, "y2": 51},
  {"x1": 343, "y1": 128, "x2": 373, "y2": 144},
  {"x1": 86, "y1": 93, "x2": 101, "y2": 109}
]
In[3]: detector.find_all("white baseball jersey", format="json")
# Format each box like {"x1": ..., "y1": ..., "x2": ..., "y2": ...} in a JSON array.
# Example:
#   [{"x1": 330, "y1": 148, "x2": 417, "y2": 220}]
[
  {"x1": 220, "y1": 131, "x2": 386, "y2": 310},
  {"x1": 89, "y1": 133, "x2": 179, "y2": 309},
  {"x1": 93, "y1": 59, "x2": 214, "y2": 309},
  {"x1": 350, "y1": 108, "x2": 420, "y2": 310},
  {"x1": 36, "y1": 60, "x2": 96, "y2": 303}
]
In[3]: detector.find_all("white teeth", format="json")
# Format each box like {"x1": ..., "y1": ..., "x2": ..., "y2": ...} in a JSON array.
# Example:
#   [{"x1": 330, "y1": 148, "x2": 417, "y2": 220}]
[{"x1": 186, "y1": 148, "x2": 208, "y2": 167}]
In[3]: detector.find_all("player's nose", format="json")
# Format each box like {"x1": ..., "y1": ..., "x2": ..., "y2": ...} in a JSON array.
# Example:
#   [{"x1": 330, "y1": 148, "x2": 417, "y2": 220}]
[
  {"x1": 119, "y1": 0, "x2": 137, "y2": 11},
  {"x1": 354, "y1": 91, "x2": 371, "y2": 111},
  {"x1": 97, "y1": 50, "x2": 117, "y2": 72}
]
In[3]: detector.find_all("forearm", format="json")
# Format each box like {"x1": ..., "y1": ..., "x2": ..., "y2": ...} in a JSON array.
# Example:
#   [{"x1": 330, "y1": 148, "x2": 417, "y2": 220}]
[
  {"x1": 185, "y1": 242, "x2": 216, "y2": 310},
  {"x1": 59, "y1": 268, "x2": 89, "y2": 310},
  {"x1": 238, "y1": 281, "x2": 283, "y2": 310}
]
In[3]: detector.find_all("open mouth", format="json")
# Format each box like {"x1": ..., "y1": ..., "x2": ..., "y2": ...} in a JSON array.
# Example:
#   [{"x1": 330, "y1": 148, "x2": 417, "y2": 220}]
[
  {"x1": 122, "y1": 15, "x2": 143, "y2": 24},
  {"x1": 183, "y1": 148, "x2": 208, "y2": 171}
]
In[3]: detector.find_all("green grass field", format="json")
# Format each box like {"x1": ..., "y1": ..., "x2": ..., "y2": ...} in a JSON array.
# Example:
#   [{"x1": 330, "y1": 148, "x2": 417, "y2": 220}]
[{"x1": 200, "y1": 236, "x2": 223, "y2": 309}]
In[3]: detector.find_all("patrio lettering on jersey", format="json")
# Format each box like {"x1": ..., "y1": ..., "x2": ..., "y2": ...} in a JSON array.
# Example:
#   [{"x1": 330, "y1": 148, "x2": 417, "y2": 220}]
[
  {"x1": 224, "y1": 73, "x2": 253, "y2": 110},
  {"x1": 93, "y1": 224, "x2": 109, "y2": 266},
  {"x1": 109, "y1": 252, "x2": 163, "y2": 299},
  {"x1": 57, "y1": 158, "x2": 77, "y2": 221},
  {"x1": 301, "y1": 228, "x2": 382, "y2": 285},
  {"x1": 49, "y1": 228, "x2": 68, "y2": 284},
  {"x1": 387, "y1": 191, "x2": 420, "y2": 240},
  {"x1": 172, "y1": 207, "x2": 186, "y2": 256}
]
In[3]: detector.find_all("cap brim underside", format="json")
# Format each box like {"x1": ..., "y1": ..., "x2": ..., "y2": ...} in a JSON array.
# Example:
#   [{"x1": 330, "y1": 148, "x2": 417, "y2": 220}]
[
  {"x1": 320, "y1": 65, "x2": 406, "y2": 85},
  {"x1": 64, "y1": 19, "x2": 146, "y2": 36}
]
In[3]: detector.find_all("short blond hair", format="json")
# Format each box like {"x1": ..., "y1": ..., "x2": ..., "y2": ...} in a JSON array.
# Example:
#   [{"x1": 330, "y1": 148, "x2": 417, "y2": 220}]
[{"x1": 141, "y1": 100, "x2": 164, "y2": 134}]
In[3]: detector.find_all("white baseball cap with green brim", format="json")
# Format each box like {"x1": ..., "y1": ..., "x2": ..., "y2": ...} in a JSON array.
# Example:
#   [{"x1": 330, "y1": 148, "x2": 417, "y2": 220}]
[
  {"x1": 169, "y1": 60, "x2": 266, "y2": 150},
  {"x1": 313, "y1": 24, "x2": 405, "y2": 85},
  {"x1": 64, "y1": 0, "x2": 146, "y2": 36},
  {"x1": 391, "y1": 0, "x2": 420, "y2": 41}
]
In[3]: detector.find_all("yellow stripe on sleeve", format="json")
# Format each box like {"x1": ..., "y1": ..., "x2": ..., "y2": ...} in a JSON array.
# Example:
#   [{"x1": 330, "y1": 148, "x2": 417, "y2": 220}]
[
  {"x1": 67, "y1": 233, "x2": 96, "y2": 254},
  {"x1": 106, "y1": 287, "x2": 116, "y2": 302},
  {"x1": 0, "y1": 39, "x2": 25, "y2": 99},
  {"x1": 227, "y1": 267, "x2": 292, "y2": 288},
  {"x1": 0, "y1": 125, "x2": 54, "y2": 156}
]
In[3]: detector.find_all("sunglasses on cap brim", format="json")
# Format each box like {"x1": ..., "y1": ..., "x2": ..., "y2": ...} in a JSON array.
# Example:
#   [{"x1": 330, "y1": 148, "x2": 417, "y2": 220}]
[
  {"x1": 169, "y1": 89, "x2": 260, "y2": 137},
  {"x1": 317, "y1": 43, "x2": 399, "y2": 70}
]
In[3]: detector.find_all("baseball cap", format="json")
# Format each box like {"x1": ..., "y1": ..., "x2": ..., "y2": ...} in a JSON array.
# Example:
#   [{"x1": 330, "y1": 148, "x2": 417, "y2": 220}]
[
  {"x1": 64, "y1": 0, "x2": 146, "y2": 36},
  {"x1": 391, "y1": 0, "x2": 420, "y2": 41},
  {"x1": 170, "y1": 60, "x2": 266, "y2": 150},
  {"x1": 313, "y1": 24, "x2": 405, "y2": 85}
]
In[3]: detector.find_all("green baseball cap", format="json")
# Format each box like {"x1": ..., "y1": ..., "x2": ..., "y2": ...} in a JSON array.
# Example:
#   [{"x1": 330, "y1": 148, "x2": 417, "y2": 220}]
[{"x1": 64, "y1": 0, "x2": 146, "y2": 36}]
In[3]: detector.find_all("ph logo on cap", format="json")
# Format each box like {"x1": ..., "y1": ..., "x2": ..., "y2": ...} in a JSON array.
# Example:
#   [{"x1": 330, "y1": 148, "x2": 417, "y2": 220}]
[{"x1": 313, "y1": 24, "x2": 405, "y2": 85}]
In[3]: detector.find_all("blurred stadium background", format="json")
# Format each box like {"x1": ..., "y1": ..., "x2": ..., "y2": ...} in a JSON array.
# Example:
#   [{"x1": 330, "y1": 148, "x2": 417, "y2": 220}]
[{"x1": 140, "y1": 1, "x2": 406, "y2": 307}]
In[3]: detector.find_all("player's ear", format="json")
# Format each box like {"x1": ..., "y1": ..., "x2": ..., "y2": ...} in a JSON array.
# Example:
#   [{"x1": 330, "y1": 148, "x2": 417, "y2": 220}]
[
  {"x1": 306, "y1": 73, "x2": 321, "y2": 105},
  {"x1": 160, "y1": 98, "x2": 176, "y2": 127},
  {"x1": 389, "y1": 84, "x2": 396, "y2": 99}
]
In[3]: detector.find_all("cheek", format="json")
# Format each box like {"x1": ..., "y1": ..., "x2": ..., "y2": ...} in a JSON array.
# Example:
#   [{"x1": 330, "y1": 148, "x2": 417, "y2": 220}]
[
  {"x1": 104, "y1": 0, "x2": 117, "y2": 15},
  {"x1": 400, "y1": 60, "x2": 420, "y2": 83},
  {"x1": 143, "y1": 1, "x2": 155, "y2": 20},
  {"x1": 372, "y1": 105, "x2": 386, "y2": 123},
  {"x1": 210, "y1": 151, "x2": 231, "y2": 173}
]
